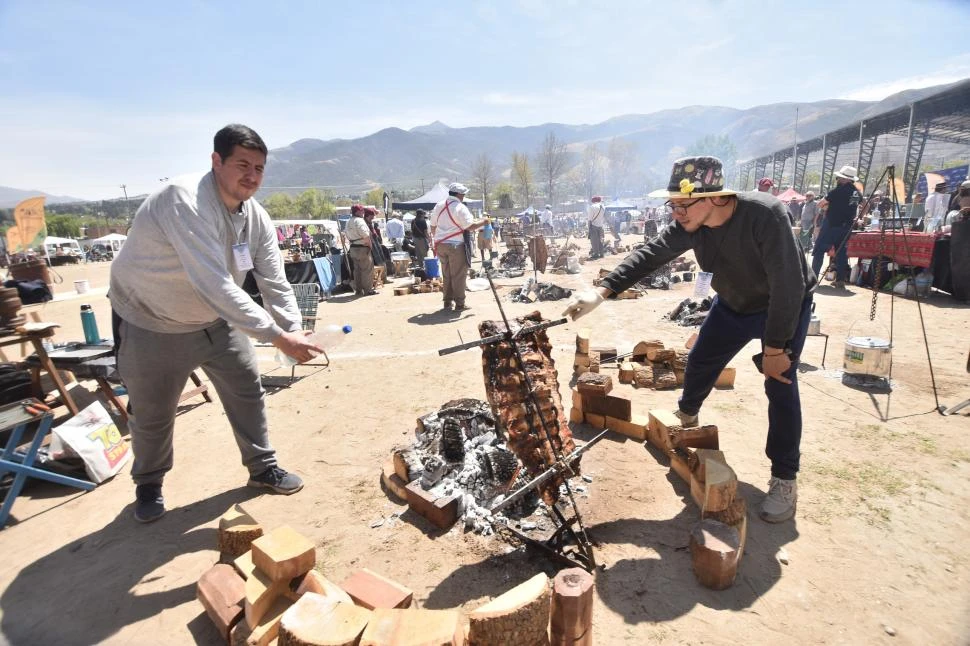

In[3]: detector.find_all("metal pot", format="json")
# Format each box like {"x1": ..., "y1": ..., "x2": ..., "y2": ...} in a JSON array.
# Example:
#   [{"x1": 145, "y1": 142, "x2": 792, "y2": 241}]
[{"x1": 843, "y1": 336, "x2": 892, "y2": 377}]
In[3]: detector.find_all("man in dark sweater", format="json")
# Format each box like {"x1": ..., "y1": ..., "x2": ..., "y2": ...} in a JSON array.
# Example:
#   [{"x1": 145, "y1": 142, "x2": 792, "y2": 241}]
[{"x1": 563, "y1": 156, "x2": 816, "y2": 523}]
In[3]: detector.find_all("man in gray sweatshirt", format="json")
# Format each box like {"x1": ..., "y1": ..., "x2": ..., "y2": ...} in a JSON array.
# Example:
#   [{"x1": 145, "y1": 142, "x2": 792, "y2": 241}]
[
  {"x1": 110, "y1": 124, "x2": 322, "y2": 523},
  {"x1": 564, "y1": 156, "x2": 817, "y2": 523}
]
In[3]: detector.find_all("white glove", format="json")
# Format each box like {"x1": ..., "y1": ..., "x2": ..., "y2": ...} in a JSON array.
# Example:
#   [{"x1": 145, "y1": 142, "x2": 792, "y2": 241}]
[{"x1": 562, "y1": 289, "x2": 605, "y2": 321}]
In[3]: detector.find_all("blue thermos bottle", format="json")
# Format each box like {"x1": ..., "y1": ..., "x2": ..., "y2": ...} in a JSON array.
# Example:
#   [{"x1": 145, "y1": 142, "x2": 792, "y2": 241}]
[{"x1": 80, "y1": 304, "x2": 101, "y2": 344}]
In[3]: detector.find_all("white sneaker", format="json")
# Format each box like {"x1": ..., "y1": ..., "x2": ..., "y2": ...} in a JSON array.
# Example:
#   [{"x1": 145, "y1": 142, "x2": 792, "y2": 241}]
[
  {"x1": 760, "y1": 477, "x2": 797, "y2": 523},
  {"x1": 674, "y1": 409, "x2": 698, "y2": 427}
]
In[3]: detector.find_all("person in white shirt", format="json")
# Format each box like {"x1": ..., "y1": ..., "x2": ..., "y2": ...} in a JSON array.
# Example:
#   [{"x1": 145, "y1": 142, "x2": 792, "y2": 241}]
[
  {"x1": 925, "y1": 181, "x2": 950, "y2": 232},
  {"x1": 345, "y1": 204, "x2": 376, "y2": 296},
  {"x1": 385, "y1": 213, "x2": 406, "y2": 251},
  {"x1": 430, "y1": 182, "x2": 485, "y2": 311},
  {"x1": 587, "y1": 196, "x2": 606, "y2": 258},
  {"x1": 541, "y1": 204, "x2": 554, "y2": 235}
]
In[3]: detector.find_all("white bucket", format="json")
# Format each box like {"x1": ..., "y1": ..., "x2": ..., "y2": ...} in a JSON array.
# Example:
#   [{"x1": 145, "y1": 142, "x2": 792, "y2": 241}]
[
  {"x1": 844, "y1": 336, "x2": 892, "y2": 377},
  {"x1": 74, "y1": 279, "x2": 90, "y2": 295}
]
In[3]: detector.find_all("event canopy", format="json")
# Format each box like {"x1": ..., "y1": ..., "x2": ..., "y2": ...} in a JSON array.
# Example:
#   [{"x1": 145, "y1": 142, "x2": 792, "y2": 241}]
[
  {"x1": 392, "y1": 182, "x2": 483, "y2": 211},
  {"x1": 93, "y1": 233, "x2": 128, "y2": 243},
  {"x1": 604, "y1": 199, "x2": 637, "y2": 212},
  {"x1": 776, "y1": 188, "x2": 805, "y2": 202}
]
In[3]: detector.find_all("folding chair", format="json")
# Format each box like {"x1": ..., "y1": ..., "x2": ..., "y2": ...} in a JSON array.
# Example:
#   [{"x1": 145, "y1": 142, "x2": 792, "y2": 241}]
[
  {"x1": 0, "y1": 402, "x2": 96, "y2": 528},
  {"x1": 289, "y1": 283, "x2": 328, "y2": 383}
]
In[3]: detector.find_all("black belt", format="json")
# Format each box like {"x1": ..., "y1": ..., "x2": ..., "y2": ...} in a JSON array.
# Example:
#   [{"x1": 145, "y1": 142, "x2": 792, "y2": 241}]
[{"x1": 350, "y1": 243, "x2": 367, "y2": 248}]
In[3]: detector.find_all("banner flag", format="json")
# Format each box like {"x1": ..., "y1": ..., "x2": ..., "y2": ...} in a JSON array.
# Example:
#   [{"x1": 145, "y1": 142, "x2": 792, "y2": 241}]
[{"x1": 10, "y1": 196, "x2": 47, "y2": 253}]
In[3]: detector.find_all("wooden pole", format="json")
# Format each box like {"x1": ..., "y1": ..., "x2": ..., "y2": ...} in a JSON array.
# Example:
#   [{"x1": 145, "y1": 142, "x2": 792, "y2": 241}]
[{"x1": 551, "y1": 568, "x2": 594, "y2": 646}]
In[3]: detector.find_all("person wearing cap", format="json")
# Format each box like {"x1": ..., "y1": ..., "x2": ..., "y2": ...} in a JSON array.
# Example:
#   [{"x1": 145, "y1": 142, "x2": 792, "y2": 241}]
[
  {"x1": 800, "y1": 191, "x2": 817, "y2": 250},
  {"x1": 812, "y1": 165, "x2": 862, "y2": 288},
  {"x1": 563, "y1": 156, "x2": 816, "y2": 523},
  {"x1": 925, "y1": 181, "x2": 950, "y2": 233},
  {"x1": 430, "y1": 182, "x2": 485, "y2": 311},
  {"x1": 587, "y1": 196, "x2": 607, "y2": 258},
  {"x1": 411, "y1": 209, "x2": 430, "y2": 261},
  {"x1": 345, "y1": 204, "x2": 376, "y2": 296},
  {"x1": 756, "y1": 177, "x2": 774, "y2": 193}
]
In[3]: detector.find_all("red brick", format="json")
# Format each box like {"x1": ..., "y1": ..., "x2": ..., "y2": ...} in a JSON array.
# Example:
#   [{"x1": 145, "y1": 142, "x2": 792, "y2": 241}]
[
  {"x1": 340, "y1": 568, "x2": 414, "y2": 610},
  {"x1": 404, "y1": 480, "x2": 460, "y2": 529},
  {"x1": 581, "y1": 394, "x2": 631, "y2": 421},
  {"x1": 196, "y1": 564, "x2": 245, "y2": 643}
]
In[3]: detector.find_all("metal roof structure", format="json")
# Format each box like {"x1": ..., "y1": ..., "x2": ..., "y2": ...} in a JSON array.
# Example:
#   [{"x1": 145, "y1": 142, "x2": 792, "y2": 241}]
[{"x1": 738, "y1": 79, "x2": 970, "y2": 200}]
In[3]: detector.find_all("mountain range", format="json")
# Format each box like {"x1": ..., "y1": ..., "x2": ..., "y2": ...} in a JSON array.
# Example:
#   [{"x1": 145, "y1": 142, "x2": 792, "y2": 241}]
[
  {"x1": 0, "y1": 186, "x2": 85, "y2": 210},
  {"x1": 260, "y1": 82, "x2": 960, "y2": 198}
]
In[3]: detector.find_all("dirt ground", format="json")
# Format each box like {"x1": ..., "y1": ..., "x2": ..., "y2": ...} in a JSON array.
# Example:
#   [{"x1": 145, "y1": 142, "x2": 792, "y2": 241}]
[{"x1": 0, "y1": 235, "x2": 968, "y2": 646}]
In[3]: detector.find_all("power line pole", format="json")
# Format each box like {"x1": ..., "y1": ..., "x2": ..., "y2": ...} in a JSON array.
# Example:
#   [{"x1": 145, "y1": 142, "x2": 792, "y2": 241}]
[{"x1": 120, "y1": 184, "x2": 131, "y2": 223}]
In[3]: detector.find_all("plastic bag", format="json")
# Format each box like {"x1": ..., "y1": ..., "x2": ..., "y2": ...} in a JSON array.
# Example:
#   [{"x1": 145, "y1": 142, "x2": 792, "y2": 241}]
[{"x1": 50, "y1": 401, "x2": 130, "y2": 483}]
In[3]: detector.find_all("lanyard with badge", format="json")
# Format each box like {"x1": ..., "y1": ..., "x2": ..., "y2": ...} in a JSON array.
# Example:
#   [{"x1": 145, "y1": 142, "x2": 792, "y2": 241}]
[
  {"x1": 693, "y1": 215, "x2": 734, "y2": 299},
  {"x1": 230, "y1": 211, "x2": 254, "y2": 271}
]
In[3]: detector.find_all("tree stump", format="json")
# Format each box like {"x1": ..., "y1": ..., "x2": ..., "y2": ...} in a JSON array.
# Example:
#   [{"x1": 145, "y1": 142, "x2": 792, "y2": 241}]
[
  {"x1": 468, "y1": 573, "x2": 550, "y2": 646},
  {"x1": 278, "y1": 593, "x2": 371, "y2": 646},
  {"x1": 550, "y1": 568, "x2": 594, "y2": 646},
  {"x1": 689, "y1": 519, "x2": 741, "y2": 590}
]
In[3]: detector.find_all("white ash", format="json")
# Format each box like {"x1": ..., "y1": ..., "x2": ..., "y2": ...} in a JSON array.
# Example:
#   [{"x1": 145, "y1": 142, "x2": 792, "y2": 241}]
[{"x1": 404, "y1": 399, "x2": 587, "y2": 534}]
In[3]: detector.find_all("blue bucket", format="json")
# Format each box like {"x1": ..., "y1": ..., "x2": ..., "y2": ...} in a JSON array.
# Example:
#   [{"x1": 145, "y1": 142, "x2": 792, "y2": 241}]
[{"x1": 424, "y1": 257, "x2": 440, "y2": 278}]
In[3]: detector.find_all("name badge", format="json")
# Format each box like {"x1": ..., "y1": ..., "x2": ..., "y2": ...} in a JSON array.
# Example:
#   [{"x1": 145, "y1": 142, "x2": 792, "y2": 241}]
[
  {"x1": 694, "y1": 271, "x2": 713, "y2": 298},
  {"x1": 232, "y1": 243, "x2": 254, "y2": 271}
]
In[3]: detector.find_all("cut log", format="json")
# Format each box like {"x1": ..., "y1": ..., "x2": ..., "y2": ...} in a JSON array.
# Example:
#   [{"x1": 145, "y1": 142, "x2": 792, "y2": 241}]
[
  {"x1": 651, "y1": 365, "x2": 678, "y2": 389},
  {"x1": 293, "y1": 570, "x2": 354, "y2": 605},
  {"x1": 689, "y1": 519, "x2": 741, "y2": 590},
  {"x1": 632, "y1": 340, "x2": 664, "y2": 362},
  {"x1": 668, "y1": 449, "x2": 693, "y2": 484},
  {"x1": 573, "y1": 353, "x2": 591, "y2": 368},
  {"x1": 688, "y1": 449, "x2": 726, "y2": 481},
  {"x1": 715, "y1": 367, "x2": 736, "y2": 388},
  {"x1": 647, "y1": 347, "x2": 675, "y2": 362},
  {"x1": 589, "y1": 345, "x2": 617, "y2": 362},
  {"x1": 571, "y1": 389, "x2": 583, "y2": 412},
  {"x1": 359, "y1": 608, "x2": 464, "y2": 646},
  {"x1": 251, "y1": 526, "x2": 317, "y2": 583},
  {"x1": 588, "y1": 351, "x2": 600, "y2": 374},
  {"x1": 197, "y1": 563, "x2": 246, "y2": 643},
  {"x1": 218, "y1": 504, "x2": 263, "y2": 559},
  {"x1": 278, "y1": 594, "x2": 371, "y2": 646},
  {"x1": 668, "y1": 425, "x2": 719, "y2": 450},
  {"x1": 550, "y1": 568, "x2": 594, "y2": 646},
  {"x1": 575, "y1": 329, "x2": 590, "y2": 354},
  {"x1": 381, "y1": 460, "x2": 408, "y2": 501},
  {"x1": 467, "y1": 573, "x2": 550, "y2": 646},
  {"x1": 576, "y1": 372, "x2": 612, "y2": 396},
  {"x1": 632, "y1": 365, "x2": 654, "y2": 389},
  {"x1": 569, "y1": 407, "x2": 583, "y2": 423},
  {"x1": 646, "y1": 410, "x2": 678, "y2": 451},
  {"x1": 340, "y1": 568, "x2": 413, "y2": 610},
  {"x1": 703, "y1": 460, "x2": 737, "y2": 512},
  {"x1": 703, "y1": 496, "x2": 747, "y2": 527},
  {"x1": 233, "y1": 550, "x2": 255, "y2": 580},
  {"x1": 618, "y1": 362, "x2": 635, "y2": 384},
  {"x1": 248, "y1": 594, "x2": 293, "y2": 646},
  {"x1": 606, "y1": 414, "x2": 648, "y2": 441},
  {"x1": 245, "y1": 568, "x2": 289, "y2": 628}
]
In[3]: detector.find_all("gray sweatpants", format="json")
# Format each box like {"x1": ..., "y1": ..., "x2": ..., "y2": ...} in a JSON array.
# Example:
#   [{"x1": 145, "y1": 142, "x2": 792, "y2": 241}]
[{"x1": 116, "y1": 317, "x2": 276, "y2": 486}]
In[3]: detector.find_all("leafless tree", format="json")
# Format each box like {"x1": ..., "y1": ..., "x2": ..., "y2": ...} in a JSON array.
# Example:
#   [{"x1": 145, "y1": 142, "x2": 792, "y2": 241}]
[
  {"x1": 471, "y1": 154, "x2": 496, "y2": 211},
  {"x1": 535, "y1": 132, "x2": 569, "y2": 207},
  {"x1": 607, "y1": 137, "x2": 639, "y2": 196},
  {"x1": 511, "y1": 151, "x2": 534, "y2": 207},
  {"x1": 578, "y1": 143, "x2": 603, "y2": 200}
]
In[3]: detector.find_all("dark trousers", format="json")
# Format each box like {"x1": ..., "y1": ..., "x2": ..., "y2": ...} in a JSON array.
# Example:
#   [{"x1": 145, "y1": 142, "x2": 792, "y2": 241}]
[
  {"x1": 812, "y1": 223, "x2": 852, "y2": 281},
  {"x1": 678, "y1": 295, "x2": 813, "y2": 480}
]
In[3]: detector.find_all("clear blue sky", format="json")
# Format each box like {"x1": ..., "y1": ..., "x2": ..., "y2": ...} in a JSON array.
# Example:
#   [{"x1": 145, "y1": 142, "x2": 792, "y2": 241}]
[{"x1": 2, "y1": 0, "x2": 969, "y2": 200}]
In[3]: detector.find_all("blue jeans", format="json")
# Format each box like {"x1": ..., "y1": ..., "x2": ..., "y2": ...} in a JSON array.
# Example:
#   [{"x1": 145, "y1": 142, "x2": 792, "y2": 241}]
[
  {"x1": 812, "y1": 223, "x2": 852, "y2": 281},
  {"x1": 678, "y1": 295, "x2": 813, "y2": 480}
]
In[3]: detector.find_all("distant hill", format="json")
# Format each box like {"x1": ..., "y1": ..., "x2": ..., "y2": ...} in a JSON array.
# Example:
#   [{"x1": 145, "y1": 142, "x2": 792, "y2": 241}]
[
  {"x1": 259, "y1": 82, "x2": 961, "y2": 197},
  {"x1": 0, "y1": 186, "x2": 85, "y2": 209}
]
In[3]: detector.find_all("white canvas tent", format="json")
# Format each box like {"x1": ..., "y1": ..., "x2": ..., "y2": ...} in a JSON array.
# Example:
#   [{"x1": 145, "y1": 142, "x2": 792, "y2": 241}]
[{"x1": 92, "y1": 233, "x2": 127, "y2": 251}]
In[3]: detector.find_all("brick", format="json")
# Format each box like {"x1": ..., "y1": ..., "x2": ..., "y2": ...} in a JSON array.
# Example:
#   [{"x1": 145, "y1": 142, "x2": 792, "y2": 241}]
[
  {"x1": 583, "y1": 412, "x2": 605, "y2": 429},
  {"x1": 197, "y1": 564, "x2": 246, "y2": 643},
  {"x1": 360, "y1": 608, "x2": 464, "y2": 646},
  {"x1": 618, "y1": 361, "x2": 635, "y2": 384},
  {"x1": 571, "y1": 389, "x2": 583, "y2": 412},
  {"x1": 575, "y1": 329, "x2": 590, "y2": 354},
  {"x1": 382, "y1": 460, "x2": 408, "y2": 501},
  {"x1": 247, "y1": 594, "x2": 292, "y2": 646},
  {"x1": 405, "y1": 480, "x2": 460, "y2": 529},
  {"x1": 647, "y1": 410, "x2": 679, "y2": 451},
  {"x1": 279, "y1": 593, "x2": 371, "y2": 646},
  {"x1": 340, "y1": 568, "x2": 413, "y2": 610},
  {"x1": 668, "y1": 449, "x2": 693, "y2": 484},
  {"x1": 251, "y1": 526, "x2": 316, "y2": 583},
  {"x1": 576, "y1": 372, "x2": 612, "y2": 396},
  {"x1": 573, "y1": 352, "x2": 591, "y2": 368},
  {"x1": 569, "y1": 407, "x2": 583, "y2": 423},
  {"x1": 605, "y1": 414, "x2": 648, "y2": 441},
  {"x1": 581, "y1": 394, "x2": 631, "y2": 421},
  {"x1": 233, "y1": 550, "x2": 255, "y2": 580}
]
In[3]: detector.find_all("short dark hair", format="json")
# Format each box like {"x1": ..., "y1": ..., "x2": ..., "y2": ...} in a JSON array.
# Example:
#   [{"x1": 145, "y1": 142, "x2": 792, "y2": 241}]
[{"x1": 213, "y1": 124, "x2": 267, "y2": 162}]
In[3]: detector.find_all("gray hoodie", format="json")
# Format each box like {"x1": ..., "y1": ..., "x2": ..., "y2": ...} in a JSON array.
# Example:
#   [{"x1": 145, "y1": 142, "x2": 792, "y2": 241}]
[{"x1": 109, "y1": 172, "x2": 301, "y2": 342}]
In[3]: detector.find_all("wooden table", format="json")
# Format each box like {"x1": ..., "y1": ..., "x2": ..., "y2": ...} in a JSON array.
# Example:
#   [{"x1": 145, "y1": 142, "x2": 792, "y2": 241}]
[{"x1": 0, "y1": 327, "x2": 79, "y2": 416}]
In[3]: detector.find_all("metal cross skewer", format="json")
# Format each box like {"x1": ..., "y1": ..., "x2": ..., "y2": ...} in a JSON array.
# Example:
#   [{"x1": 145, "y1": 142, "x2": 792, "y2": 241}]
[{"x1": 437, "y1": 267, "x2": 599, "y2": 570}]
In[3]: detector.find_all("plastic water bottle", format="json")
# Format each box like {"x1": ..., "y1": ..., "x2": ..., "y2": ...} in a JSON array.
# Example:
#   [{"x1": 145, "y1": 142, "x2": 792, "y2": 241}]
[
  {"x1": 276, "y1": 324, "x2": 352, "y2": 367},
  {"x1": 80, "y1": 304, "x2": 101, "y2": 344}
]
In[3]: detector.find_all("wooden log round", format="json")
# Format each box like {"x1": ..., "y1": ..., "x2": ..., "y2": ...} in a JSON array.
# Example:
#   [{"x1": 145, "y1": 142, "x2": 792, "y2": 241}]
[
  {"x1": 689, "y1": 519, "x2": 740, "y2": 590},
  {"x1": 551, "y1": 568, "x2": 594, "y2": 646}
]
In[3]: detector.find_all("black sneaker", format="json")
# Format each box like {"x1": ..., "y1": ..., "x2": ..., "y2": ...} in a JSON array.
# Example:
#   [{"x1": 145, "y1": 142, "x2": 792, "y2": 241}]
[
  {"x1": 248, "y1": 466, "x2": 304, "y2": 495},
  {"x1": 134, "y1": 483, "x2": 166, "y2": 523}
]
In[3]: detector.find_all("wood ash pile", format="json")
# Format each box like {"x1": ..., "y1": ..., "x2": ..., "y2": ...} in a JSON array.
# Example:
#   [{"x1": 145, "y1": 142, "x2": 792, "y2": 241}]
[{"x1": 666, "y1": 297, "x2": 713, "y2": 326}]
